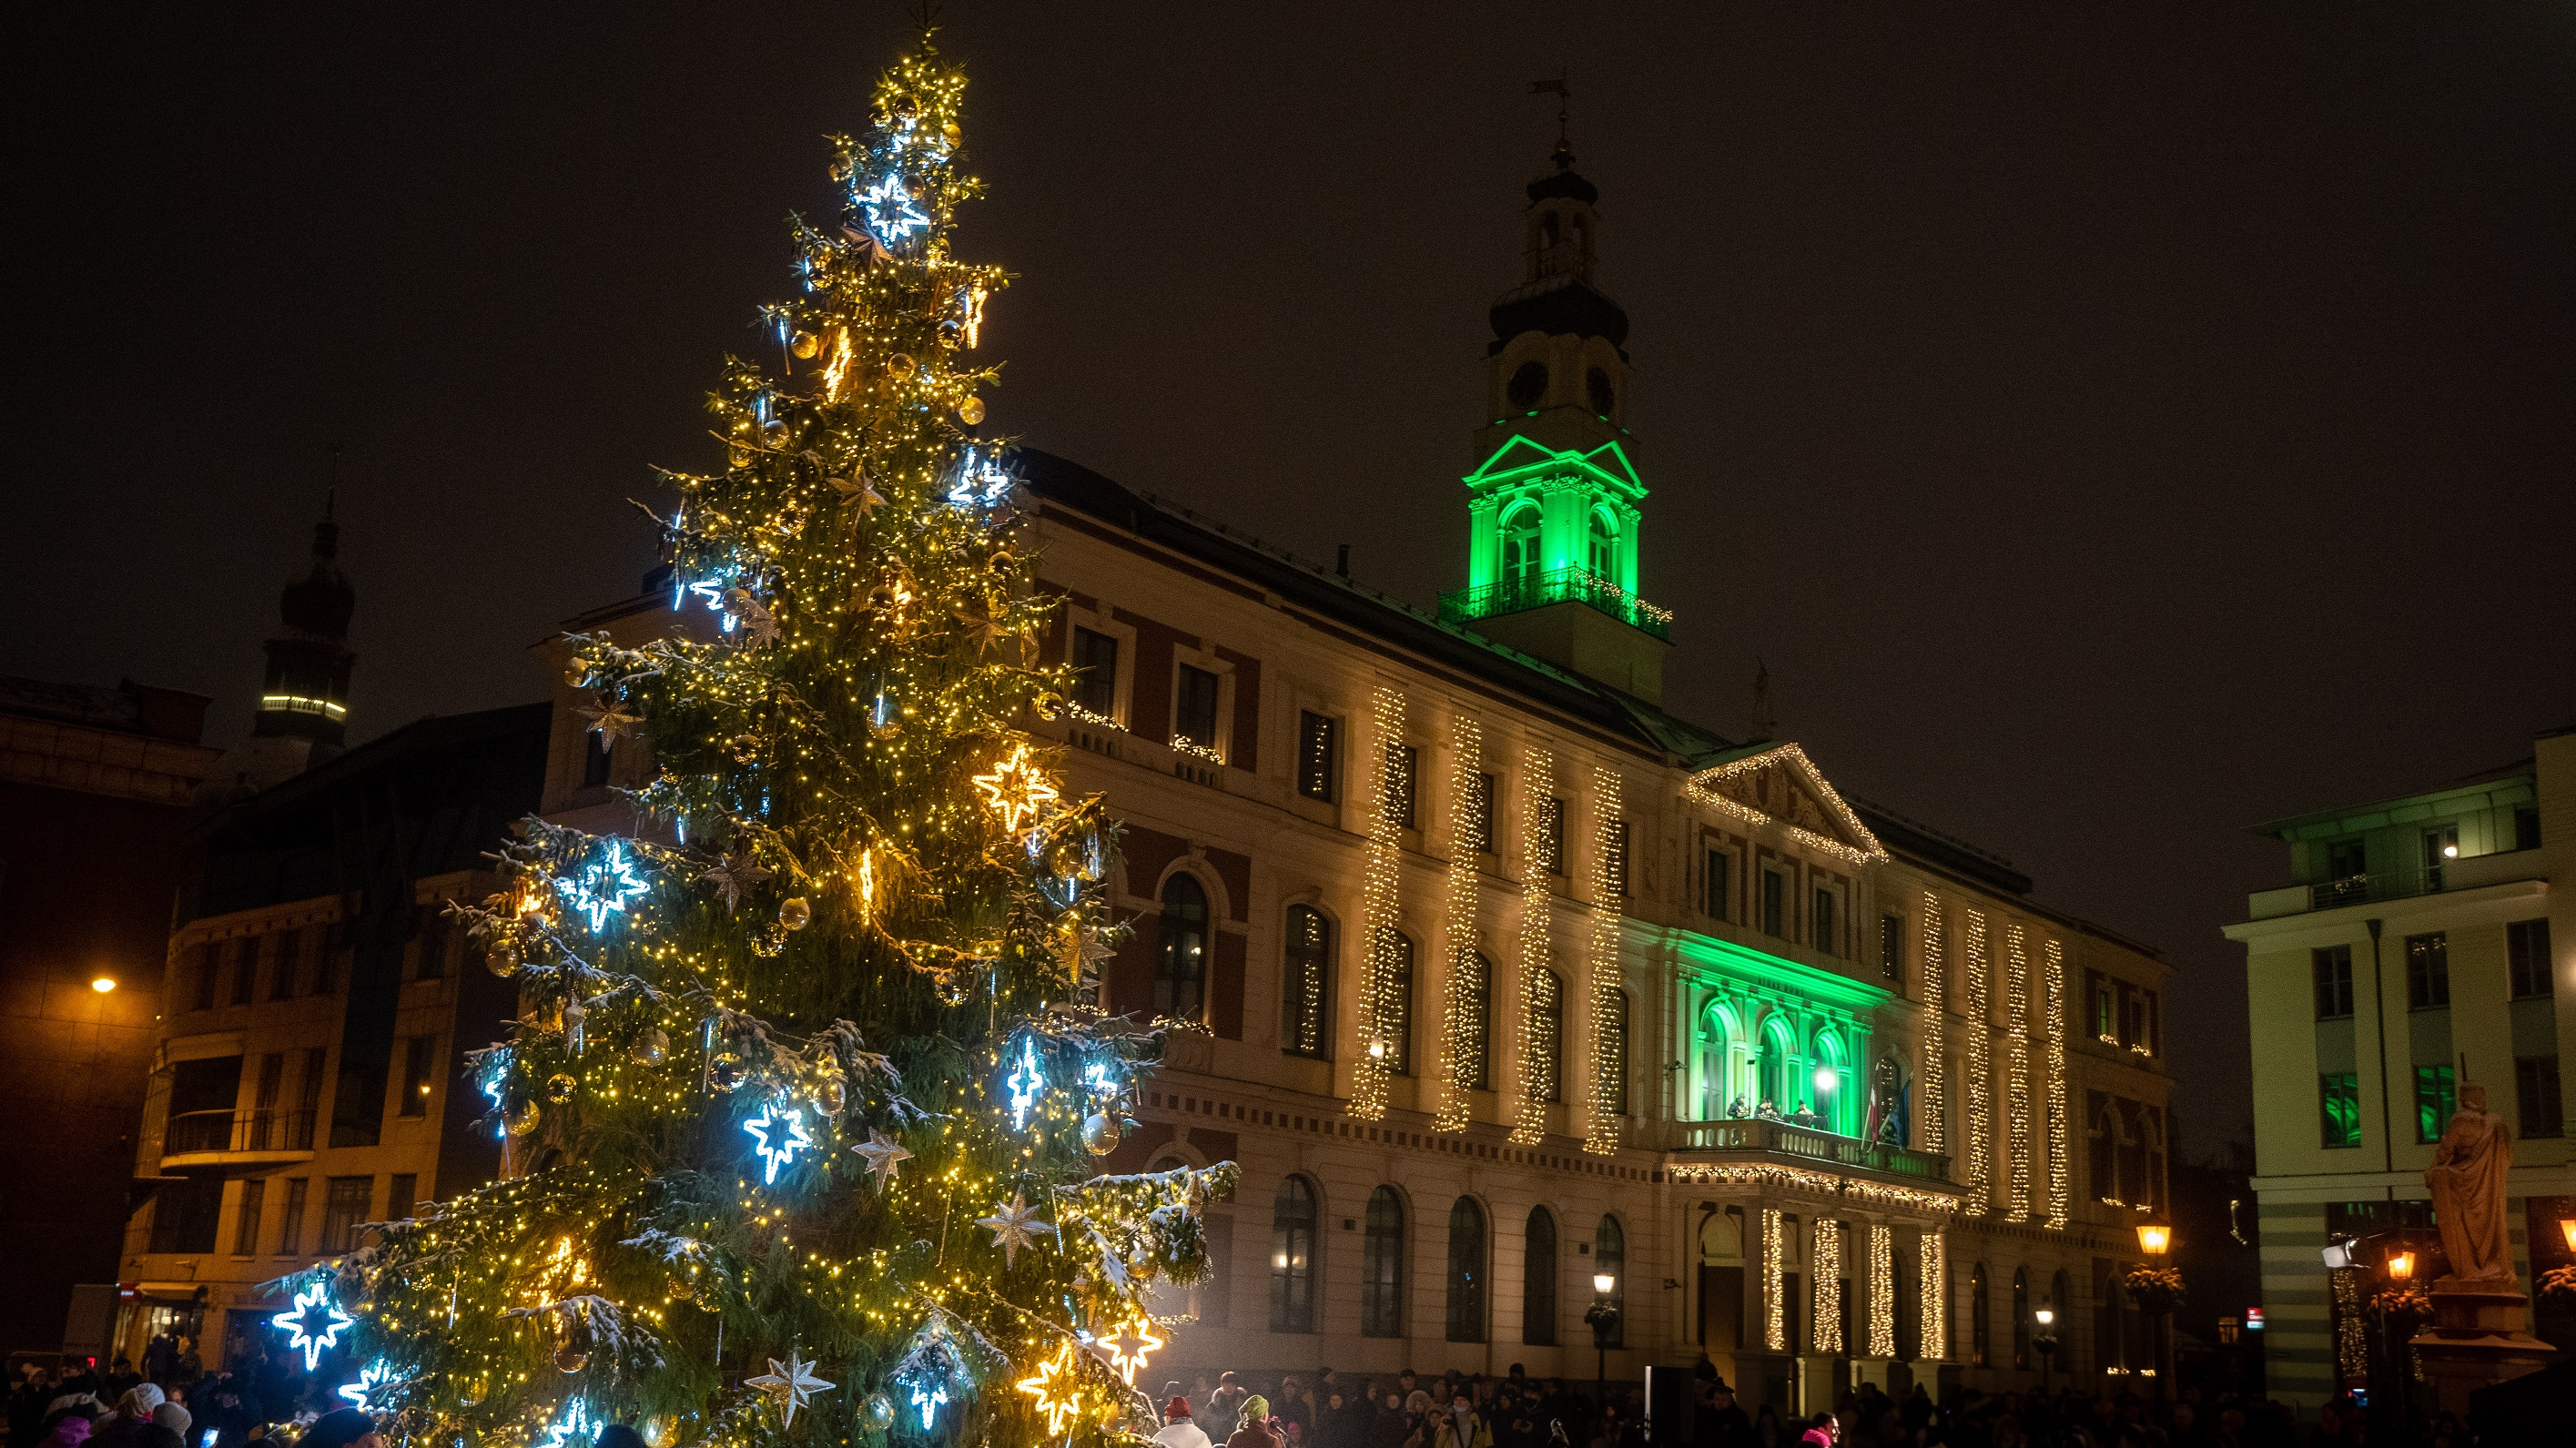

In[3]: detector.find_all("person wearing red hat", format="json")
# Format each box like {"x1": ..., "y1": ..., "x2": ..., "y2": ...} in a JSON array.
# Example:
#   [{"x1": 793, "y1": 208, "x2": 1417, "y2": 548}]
[{"x1": 1155, "y1": 1397, "x2": 1212, "y2": 1448}]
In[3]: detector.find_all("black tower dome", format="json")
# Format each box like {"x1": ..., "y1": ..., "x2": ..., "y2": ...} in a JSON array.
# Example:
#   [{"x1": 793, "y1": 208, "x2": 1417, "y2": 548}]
[{"x1": 252, "y1": 496, "x2": 357, "y2": 747}]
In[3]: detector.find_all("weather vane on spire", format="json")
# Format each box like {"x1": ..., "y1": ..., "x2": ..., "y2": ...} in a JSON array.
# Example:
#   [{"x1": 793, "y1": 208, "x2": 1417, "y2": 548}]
[{"x1": 1528, "y1": 69, "x2": 1574, "y2": 169}]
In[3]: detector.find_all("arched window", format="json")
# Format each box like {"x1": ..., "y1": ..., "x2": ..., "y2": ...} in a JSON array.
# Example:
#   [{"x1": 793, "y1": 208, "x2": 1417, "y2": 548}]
[
  {"x1": 1270, "y1": 1176, "x2": 1317, "y2": 1333},
  {"x1": 1155, "y1": 875, "x2": 1208, "y2": 1021},
  {"x1": 2050, "y1": 1268, "x2": 2074, "y2": 1349},
  {"x1": 1594, "y1": 1215, "x2": 1626, "y2": 1346},
  {"x1": 1362, "y1": 1188, "x2": 1405, "y2": 1337},
  {"x1": 1540, "y1": 214, "x2": 1561, "y2": 250},
  {"x1": 1534, "y1": 969, "x2": 1564, "y2": 1103},
  {"x1": 1602, "y1": 988, "x2": 1629, "y2": 1115},
  {"x1": 1522, "y1": 1207, "x2": 1557, "y2": 1345},
  {"x1": 1970, "y1": 1263, "x2": 1991, "y2": 1367},
  {"x1": 2012, "y1": 1268, "x2": 2031, "y2": 1369},
  {"x1": 1446, "y1": 1198, "x2": 1487, "y2": 1342},
  {"x1": 1586, "y1": 366, "x2": 1614, "y2": 417},
  {"x1": 1759, "y1": 1019, "x2": 1793, "y2": 1113},
  {"x1": 1461, "y1": 953, "x2": 1493, "y2": 1090},
  {"x1": 1377, "y1": 931, "x2": 1415, "y2": 1076},
  {"x1": 1282, "y1": 906, "x2": 1331, "y2": 1059},
  {"x1": 1810, "y1": 1030, "x2": 1844, "y2": 1133},
  {"x1": 1502, "y1": 505, "x2": 1542, "y2": 589},
  {"x1": 1587, "y1": 509, "x2": 1616, "y2": 578},
  {"x1": 1506, "y1": 365, "x2": 1547, "y2": 413},
  {"x1": 1699, "y1": 1004, "x2": 1735, "y2": 1119}
]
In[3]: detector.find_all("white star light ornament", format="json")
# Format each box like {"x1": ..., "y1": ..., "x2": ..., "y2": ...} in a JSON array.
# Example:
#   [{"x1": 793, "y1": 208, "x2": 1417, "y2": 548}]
[
  {"x1": 271, "y1": 1281, "x2": 356, "y2": 1371},
  {"x1": 946, "y1": 447, "x2": 1013, "y2": 511},
  {"x1": 1095, "y1": 1316, "x2": 1164, "y2": 1386},
  {"x1": 909, "y1": 1381, "x2": 948, "y2": 1431},
  {"x1": 746, "y1": 1352, "x2": 837, "y2": 1428},
  {"x1": 852, "y1": 1129, "x2": 912, "y2": 1185},
  {"x1": 556, "y1": 841, "x2": 650, "y2": 931},
  {"x1": 538, "y1": 1400, "x2": 593, "y2": 1448},
  {"x1": 859, "y1": 175, "x2": 928, "y2": 246},
  {"x1": 743, "y1": 1099, "x2": 816, "y2": 1185},
  {"x1": 974, "y1": 1192, "x2": 1058, "y2": 1267},
  {"x1": 336, "y1": 1360, "x2": 398, "y2": 1412},
  {"x1": 1005, "y1": 1037, "x2": 1045, "y2": 1129}
]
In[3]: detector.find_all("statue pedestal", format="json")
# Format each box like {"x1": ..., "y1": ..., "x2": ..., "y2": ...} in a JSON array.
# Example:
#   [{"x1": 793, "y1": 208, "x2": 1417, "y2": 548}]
[{"x1": 2409, "y1": 1288, "x2": 2555, "y2": 1418}]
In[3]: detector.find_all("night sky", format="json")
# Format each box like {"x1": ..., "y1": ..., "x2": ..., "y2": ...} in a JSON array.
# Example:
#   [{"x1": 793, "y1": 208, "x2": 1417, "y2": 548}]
[{"x1": 11, "y1": 4, "x2": 2573, "y2": 1144}]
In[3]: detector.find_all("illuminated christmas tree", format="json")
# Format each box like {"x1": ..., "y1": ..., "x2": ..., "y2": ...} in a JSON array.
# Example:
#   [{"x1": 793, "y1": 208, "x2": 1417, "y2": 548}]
[{"x1": 304, "y1": 35, "x2": 1232, "y2": 1448}]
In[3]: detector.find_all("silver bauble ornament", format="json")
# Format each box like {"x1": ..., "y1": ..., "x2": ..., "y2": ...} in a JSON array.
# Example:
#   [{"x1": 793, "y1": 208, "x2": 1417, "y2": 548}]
[
  {"x1": 1082, "y1": 1111, "x2": 1121, "y2": 1156},
  {"x1": 863, "y1": 1394, "x2": 897, "y2": 1432},
  {"x1": 634, "y1": 1028, "x2": 669, "y2": 1067},
  {"x1": 817, "y1": 1074, "x2": 847, "y2": 1116}
]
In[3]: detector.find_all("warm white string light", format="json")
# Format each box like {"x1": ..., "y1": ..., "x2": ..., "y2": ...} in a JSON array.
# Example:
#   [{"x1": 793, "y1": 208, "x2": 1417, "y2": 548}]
[
  {"x1": 1353, "y1": 685, "x2": 1407, "y2": 1119},
  {"x1": 1763, "y1": 1208, "x2": 1787, "y2": 1351},
  {"x1": 1962, "y1": 906, "x2": 1992, "y2": 1215},
  {"x1": 1583, "y1": 765, "x2": 1624, "y2": 1156},
  {"x1": 1811, "y1": 1218, "x2": 1843, "y2": 1353},
  {"x1": 1510, "y1": 746, "x2": 1556, "y2": 1145},
  {"x1": 2044, "y1": 937, "x2": 2069, "y2": 1230},
  {"x1": 1436, "y1": 713, "x2": 1485, "y2": 1132},
  {"x1": 2006, "y1": 924, "x2": 2033, "y2": 1221},
  {"x1": 1920, "y1": 896, "x2": 1946, "y2": 1153},
  {"x1": 1867, "y1": 1223, "x2": 1896, "y2": 1358},
  {"x1": 1682, "y1": 744, "x2": 1889, "y2": 866},
  {"x1": 1663, "y1": 1162, "x2": 1964, "y2": 1214},
  {"x1": 1920, "y1": 1231, "x2": 1947, "y2": 1360}
]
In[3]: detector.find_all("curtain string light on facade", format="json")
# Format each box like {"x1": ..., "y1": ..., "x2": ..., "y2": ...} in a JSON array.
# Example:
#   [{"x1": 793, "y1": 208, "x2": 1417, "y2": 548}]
[
  {"x1": 1962, "y1": 906, "x2": 1992, "y2": 1215},
  {"x1": 1509, "y1": 746, "x2": 1555, "y2": 1145},
  {"x1": 1919, "y1": 896, "x2": 1946, "y2": 1153},
  {"x1": 1762, "y1": 1208, "x2": 1787, "y2": 1351},
  {"x1": 1353, "y1": 685, "x2": 1407, "y2": 1120},
  {"x1": 1435, "y1": 713, "x2": 1485, "y2": 1133},
  {"x1": 2006, "y1": 924, "x2": 2033, "y2": 1221},
  {"x1": 2044, "y1": 937, "x2": 2070, "y2": 1230},
  {"x1": 1920, "y1": 1231, "x2": 1947, "y2": 1361},
  {"x1": 1867, "y1": 1223, "x2": 1896, "y2": 1359},
  {"x1": 1583, "y1": 765, "x2": 1624, "y2": 1156},
  {"x1": 1811, "y1": 1218, "x2": 1843, "y2": 1353}
]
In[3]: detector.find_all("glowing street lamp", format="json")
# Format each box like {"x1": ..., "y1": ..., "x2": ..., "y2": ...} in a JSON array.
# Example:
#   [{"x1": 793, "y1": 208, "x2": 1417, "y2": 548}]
[
  {"x1": 2387, "y1": 1249, "x2": 2415, "y2": 1283},
  {"x1": 2136, "y1": 1222, "x2": 2172, "y2": 1257},
  {"x1": 2033, "y1": 1301, "x2": 2059, "y2": 1392},
  {"x1": 90, "y1": 977, "x2": 116, "y2": 993},
  {"x1": 1584, "y1": 1271, "x2": 1621, "y2": 1405}
]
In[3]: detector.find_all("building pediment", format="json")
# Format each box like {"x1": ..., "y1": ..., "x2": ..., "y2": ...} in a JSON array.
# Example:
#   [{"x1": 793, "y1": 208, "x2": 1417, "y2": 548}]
[
  {"x1": 1463, "y1": 434, "x2": 1647, "y2": 502},
  {"x1": 1685, "y1": 742, "x2": 1887, "y2": 865}
]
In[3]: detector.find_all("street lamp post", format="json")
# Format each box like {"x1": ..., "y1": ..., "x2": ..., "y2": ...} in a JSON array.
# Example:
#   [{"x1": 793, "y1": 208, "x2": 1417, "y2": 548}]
[
  {"x1": 2135, "y1": 1221, "x2": 2177, "y2": 1399},
  {"x1": 2033, "y1": 1302, "x2": 2058, "y2": 1395},
  {"x1": 1585, "y1": 1271, "x2": 1621, "y2": 1414}
]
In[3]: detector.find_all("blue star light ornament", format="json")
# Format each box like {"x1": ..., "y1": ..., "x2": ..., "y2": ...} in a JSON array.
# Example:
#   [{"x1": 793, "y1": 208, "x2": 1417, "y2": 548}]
[
  {"x1": 744, "y1": 1099, "x2": 816, "y2": 1185},
  {"x1": 538, "y1": 1400, "x2": 594, "y2": 1448},
  {"x1": 908, "y1": 1381, "x2": 948, "y2": 1431},
  {"x1": 859, "y1": 174, "x2": 928, "y2": 247},
  {"x1": 336, "y1": 1361, "x2": 398, "y2": 1412},
  {"x1": 271, "y1": 1280, "x2": 356, "y2": 1371},
  {"x1": 1005, "y1": 1037, "x2": 1045, "y2": 1130},
  {"x1": 556, "y1": 841, "x2": 650, "y2": 931}
]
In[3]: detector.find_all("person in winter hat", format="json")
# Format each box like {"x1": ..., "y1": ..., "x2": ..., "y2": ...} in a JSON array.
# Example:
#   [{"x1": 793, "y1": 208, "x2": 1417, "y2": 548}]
[
  {"x1": 149, "y1": 1403, "x2": 192, "y2": 1441},
  {"x1": 1154, "y1": 1398, "x2": 1212, "y2": 1448}
]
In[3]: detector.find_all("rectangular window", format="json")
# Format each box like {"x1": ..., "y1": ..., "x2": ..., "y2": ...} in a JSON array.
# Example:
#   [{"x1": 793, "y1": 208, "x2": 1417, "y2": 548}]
[
  {"x1": 1538, "y1": 796, "x2": 1566, "y2": 876},
  {"x1": 1174, "y1": 664, "x2": 1221, "y2": 750},
  {"x1": 148, "y1": 1178, "x2": 224, "y2": 1255},
  {"x1": 2415, "y1": 1064, "x2": 2458, "y2": 1144},
  {"x1": 2319, "y1": 1073, "x2": 2361, "y2": 1149},
  {"x1": 250, "y1": 1051, "x2": 285, "y2": 1150},
  {"x1": 1392, "y1": 744, "x2": 1419, "y2": 830},
  {"x1": 277, "y1": 1178, "x2": 309, "y2": 1255},
  {"x1": 2509, "y1": 919, "x2": 2553, "y2": 999},
  {"x1": 2517, "y1": 1056, "x2": 2564, "y2": 1139},
  {"x1": 1761, "y1": 870, "x2": 1786, "y2": 938},
  {"x1": 1281, "y1": 906, "x2": 1332, "y2": 1060},
  {"x1": 416, "y1": 906, "x2": 449, "y2": 980},
  {"x1": 2312, "y1": 945, "x2": 2355, "y2": 1019},
  {"x1": 1880, "y1": 913, "x2": 1904, "y2": 983},
  {"x1": 1705, "y1": 849, "x2": 1730, "y2": 922},
  {"x1": 2515, "y1": 805, "x2": 2541, "y2": 851},
  {"x1": 1468, "y1": 772, "x2": 1496, "y2": 854},
  {"x1": 191, "y1": 943, "x2": 218, "y2": 1011},
  {"x1": 2145, "y1": 990, "x2": 2161, "y2": 1056},
  {"x1": 269, "y1": 927, "x2": 300, "y2": 1000},
  {"x1": 1296, "y1": 711, "x2": 1338, "y2": 801},
  {"x1": 233, "y1": 1179, "x2": 266, "y2": 1256},
  {"x1": 1813, "y1": 887, "x2": 1838, "y2": 957},
  {"x1": 2406, "y1": 933, "x2": 2450, "y2": 1009},
  {"x1": 400, "y1": 1035, "x2": 436, "y2": 1118},
  {"x1": 389, "y1": 1172, "x2": 419, "y2": 1219},
  {"x1": 2089, "y1": 972, "x2": 2114, "y2": 1038},
  {"x1": 231, "y1": 938, "x2": 258, "y2": 1005},
  {"x1": 1604, "y1": 820, "x2": 1629, "y2": 898},
  {"x1": 582, "y1": 730, "x2": 613, "y2": 786},
  {"x1": 1071, "y1": 626, "x2": 1121, "y2": 719},
  {"x1": 2325, "y1": 838, "x2": 2368, "y2": 881},
  {"x1": 317, "y1": 1176, "x2": 373, "y2": 1255},
  {"x1": 295, "y1": 1047, "x2": 327, "y2": 1150}
]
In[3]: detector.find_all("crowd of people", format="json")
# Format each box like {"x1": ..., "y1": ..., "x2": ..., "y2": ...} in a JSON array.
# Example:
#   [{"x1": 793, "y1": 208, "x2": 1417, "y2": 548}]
[{"x1": 5, "y1": 1340, "x2": 387, "y2": 1448}]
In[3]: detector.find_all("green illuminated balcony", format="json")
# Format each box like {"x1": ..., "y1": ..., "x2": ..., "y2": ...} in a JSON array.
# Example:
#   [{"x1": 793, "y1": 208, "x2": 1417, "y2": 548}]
[{"x1": 1438, "y1": 566, "x2": 1671, "y2": 641}]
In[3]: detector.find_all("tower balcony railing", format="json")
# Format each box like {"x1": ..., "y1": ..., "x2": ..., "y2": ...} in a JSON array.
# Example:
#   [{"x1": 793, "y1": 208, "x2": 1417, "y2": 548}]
[{"x1": 1438, "y1": 567, "x2": 1672, "y2": 640}]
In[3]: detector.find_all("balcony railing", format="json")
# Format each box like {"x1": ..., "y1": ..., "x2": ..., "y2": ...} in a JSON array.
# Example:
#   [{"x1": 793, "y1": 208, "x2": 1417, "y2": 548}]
[
  {"x1": 2246, "y1": 848, "x2": 2546, "y2": 920},
  {"x1": 1661, "y1": 1116, "x2": 1952, "y2": 1185},
  {"x1": 163, "y1": 1108, "x2": 317, "y2": 1158},
  {"x1": 1437, "y1": 568, "x2": 1672, "y2": 641}
]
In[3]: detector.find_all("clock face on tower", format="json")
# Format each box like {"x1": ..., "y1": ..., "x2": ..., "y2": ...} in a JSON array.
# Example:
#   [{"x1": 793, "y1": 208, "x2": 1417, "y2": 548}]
[{"x1": 1507, "y1": 361, "x2": 1548, "y2": 410}]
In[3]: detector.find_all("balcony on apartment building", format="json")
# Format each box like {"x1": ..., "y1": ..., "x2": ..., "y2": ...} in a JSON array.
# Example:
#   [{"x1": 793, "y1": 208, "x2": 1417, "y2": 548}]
[
  {"x1": 2246, "y1": 846, "x2": 2549, "y2": 920},
  {"x1": 155, "y1": 1108, "x2": 319, "y2": 1168}
]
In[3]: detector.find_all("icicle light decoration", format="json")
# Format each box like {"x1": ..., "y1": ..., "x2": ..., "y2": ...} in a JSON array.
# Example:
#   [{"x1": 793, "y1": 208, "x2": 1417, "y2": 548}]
[
  {"x1": 2045, "y1": 937, "x2": 2070, "y2": 1230},
  {"x1": 1762, "y1": 1208, "x2": 1788, "y2": 1351},
  {"x1": 1435, "y1": 713, "x2": 1485, "y2": 1132},
  {"x1": 1867, "y1": 1224, "x2": 1897, "y2": 1359},
  {"x1": 2007, "y1": 924, "x2": 2033, "y2": 1221},
  {"x1": 1583, "y1": 765, "x2": 1625, "y2": 1155},
  {"x1": 1962, "y1": 906, "x2": 1993, "y2": 1214},
  {"x1": 1921, "y1": 1231, "x2": 1948, "y2": 1360},
  {"x1": 1811, "y1": 1218, "x2": 1843, "y2": 1353},
  {"x1": 1352, "y1": 685, "x2": 1407, "y2": 1120},
  {"x1": 1920, "y1": 896, "x2": 1946, "y2": 1152},
  {"x1": 1509, "y1": 746, "x2": 1556, "y2": 1145}
]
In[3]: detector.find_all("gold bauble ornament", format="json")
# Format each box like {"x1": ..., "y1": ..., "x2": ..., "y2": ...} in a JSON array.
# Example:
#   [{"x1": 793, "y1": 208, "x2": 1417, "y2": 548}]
[
  {"x1": 563, "y1": 661, "x2": 591, "y2": 688},
  {"x1": 887, "y1": 352, "x2": 916, "y2": 377},
  {"x1": 634, "y1": 1028, "x2": 669, "y2": 1067},
  {"x1": 779, "y1": 896, "x2": 812, "y2": 931},
  {"x1": 816, "y1": 1073, "x2": 847, "y2": 1116},
  {"x1": 544, "y1": 1072, "x2": 579, "y2": 1104},
  {"x1": 1082, "y1": 1111, "x2": 1121, "y2": 1156},
  {"x1": 957, "y1": 397, "x2": 986, "y2": 426},
  {"x1": 791, "y1": 330, "x2": 820, "y2": 359},
  {"x1": 503, "y1": 1097, "x2": 541, "y2": 1137},
  {"x1": 642, "y1": 1417, "x2": 676, "y2": 1448},
  {"x1": 941, "y1": 120, "x2": 961, "y2": 147},
  {"x1": 485, "y1": 937, "x2": 522, "y2": 977},
  {"x1": 729, "y1": 447, "x2": 752, "y2": 468},
  {"x1": 554, "y1": 1344, "x2": 589, "y2": 1374}
]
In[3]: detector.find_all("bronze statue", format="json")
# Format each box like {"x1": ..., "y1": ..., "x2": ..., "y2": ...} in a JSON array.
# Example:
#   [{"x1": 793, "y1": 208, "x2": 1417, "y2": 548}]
[{"x1": 2425, "y1": 1081, "x2": 2516, "y2": 1288}]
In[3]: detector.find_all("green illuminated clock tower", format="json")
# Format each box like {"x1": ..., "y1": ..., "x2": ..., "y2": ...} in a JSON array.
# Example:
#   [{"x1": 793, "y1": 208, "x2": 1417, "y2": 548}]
[{"x1": 1438, "y1": 135, "x2": 1671, "y2": 702}]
